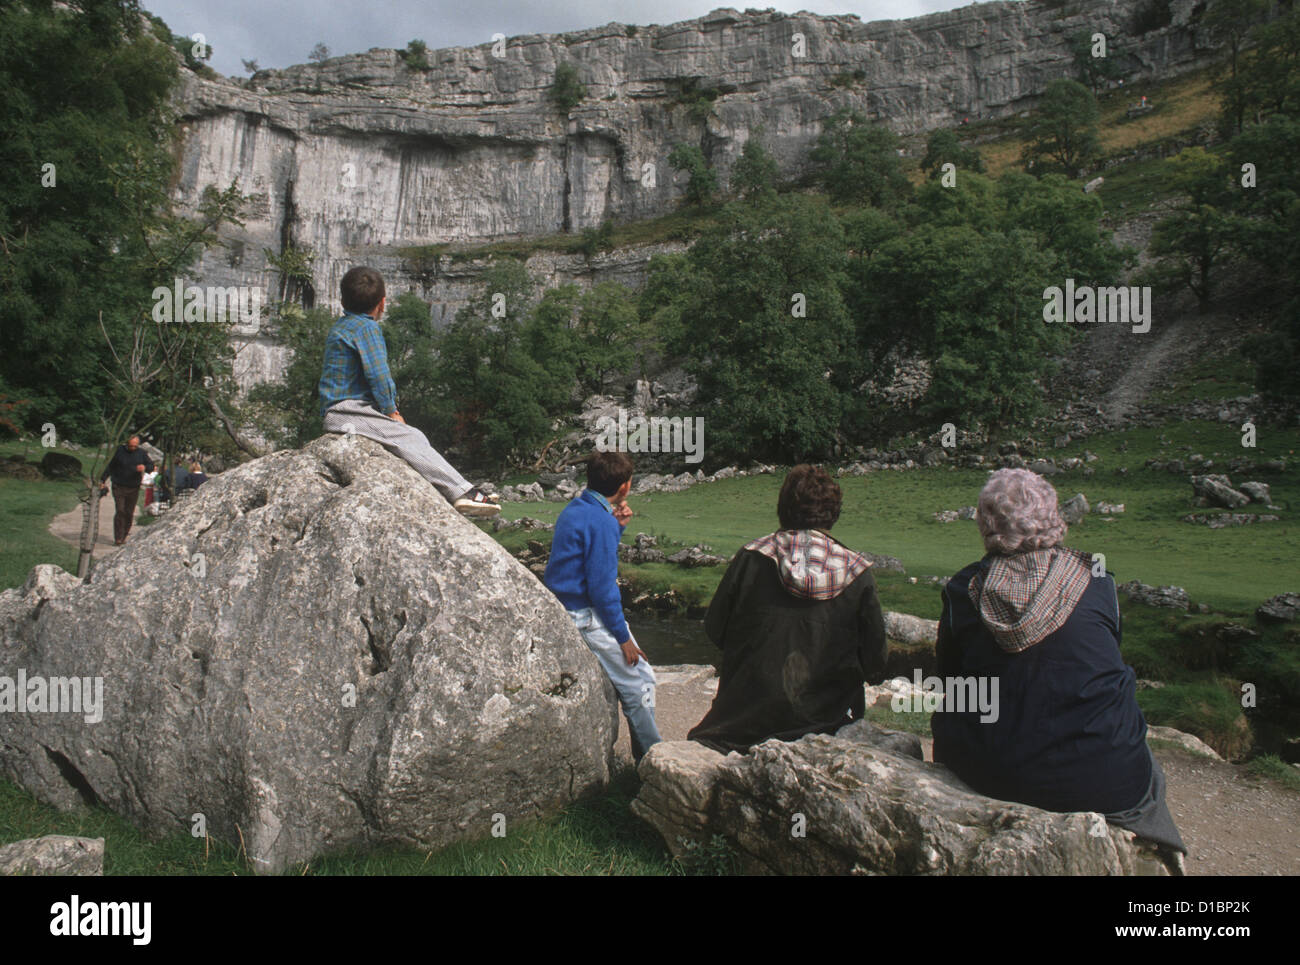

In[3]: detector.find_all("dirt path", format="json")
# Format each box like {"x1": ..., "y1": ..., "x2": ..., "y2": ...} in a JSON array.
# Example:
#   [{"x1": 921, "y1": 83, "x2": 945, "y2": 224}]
[
  {"x1": 620, "y1": 667, "x2": 1300, "y2": 876},
  {"x1": 48, "y1": 491, "x2": 130, "y2": 559}
]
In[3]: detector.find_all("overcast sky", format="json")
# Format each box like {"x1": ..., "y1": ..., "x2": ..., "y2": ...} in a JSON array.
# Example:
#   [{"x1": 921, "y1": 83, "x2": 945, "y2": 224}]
[{"x1": 141, "y1": 0, "x2": 971, "y2": 77}]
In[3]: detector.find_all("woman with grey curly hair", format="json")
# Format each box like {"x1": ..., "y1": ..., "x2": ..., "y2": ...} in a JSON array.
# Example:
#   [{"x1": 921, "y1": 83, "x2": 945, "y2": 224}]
[{"x1": 932, "y1": 468, "x2": 1186, "y2": 865}]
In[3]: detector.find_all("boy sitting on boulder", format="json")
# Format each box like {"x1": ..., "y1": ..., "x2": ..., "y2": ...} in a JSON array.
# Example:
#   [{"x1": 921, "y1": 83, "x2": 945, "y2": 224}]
[
  {"x1": 544, "y1": 452, "x2": 661, "y2": 761},
  {"x1": 319, "y1": 266, "x2": 499, "y2": 518}
]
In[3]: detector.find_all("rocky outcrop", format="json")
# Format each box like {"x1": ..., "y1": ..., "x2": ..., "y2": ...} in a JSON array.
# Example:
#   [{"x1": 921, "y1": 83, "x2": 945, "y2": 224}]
[
  {"x1": 884, "y1": 611, "x2": 939, "y2": 647},
  {"x1": 0, "y1": 835, "x2": 104, "y2": 876},
  {"x1": 1257, "y1": 593, "x2": 1300, "y2": 624},
  {"x1": 1119, "y1": 580, "x2": 1190, "y2": 610},
  {"x1": 0, "y1": 434, "x2": 617, "y2": 873},
  {"x1": 1191, "y1": 474, "x2": 1251, "y2": 509},
  {"x1": 632, "y1": 722, "x2": 1181, "y2": 874}
]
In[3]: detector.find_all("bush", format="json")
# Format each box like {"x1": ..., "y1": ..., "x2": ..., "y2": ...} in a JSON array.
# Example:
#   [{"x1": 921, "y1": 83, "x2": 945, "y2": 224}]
[
  {"x1": 402, "y1": 39, "x2": 430, "y2": 71},
  {"x1": 550, "y1": 61, "x2": 586, "y2": 113}
]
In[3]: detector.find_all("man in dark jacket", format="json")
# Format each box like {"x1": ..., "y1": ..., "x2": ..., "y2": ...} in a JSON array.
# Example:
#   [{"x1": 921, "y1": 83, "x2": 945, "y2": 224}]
[
  {"x1": 98, "y1": 435, "x2": 153, "y2": 545},
  {"x1": 932, "y1": 468, "x2": 1186, "y2": 859},
  {"x1": 688, "y1": 464, "x2": 889, "y2": 753}
]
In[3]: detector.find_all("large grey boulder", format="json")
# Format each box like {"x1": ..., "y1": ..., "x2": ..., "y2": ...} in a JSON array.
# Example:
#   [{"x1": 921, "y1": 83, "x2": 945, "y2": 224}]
[
  {"x1": 1061, "y1": 493, "x2": 1090, "y2": 526},
  {"x1": 1119, "y1": 580, "x2": 1190, "y2": 610},
  {"x1": 1257, "y1": 593, "x2": 1300, "y2": 624},
  {"x1": 884, "y1": 611, "x2": 939, "y2": 647},
  {"x1": 632, "y1": 723, "x2": 1180, "y2": 875},
  {"x1": 0, "y1": 835, "x2": 104, "y2": 876},
  {"x1": 0, "y1": 434, "x2": 617, "y2": 873}
]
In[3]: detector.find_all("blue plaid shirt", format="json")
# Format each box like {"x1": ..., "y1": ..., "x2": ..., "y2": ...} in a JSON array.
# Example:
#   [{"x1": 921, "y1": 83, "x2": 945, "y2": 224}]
[{"x1": 318, "y1": 311, "x2": 398, "y2": 419}]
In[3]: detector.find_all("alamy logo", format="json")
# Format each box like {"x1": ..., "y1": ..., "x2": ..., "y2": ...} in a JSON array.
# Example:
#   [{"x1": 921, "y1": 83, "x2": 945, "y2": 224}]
[
  {"x1": 151, "y1": 279, "x2": 262, "y2": 332},
  {"x1": 1043, "y1": 280, "x2": 1151, "y2": 334},
  {"x1": 594, "y1": 408, "x2": 704, "y2": 465},
  {"x1": 891, "y1": 669, "x2": 1000, "y2": 723},
  {"x1": 0, "y1": 671, "x2": 103, "y2": 724},
  {"x1": 50, "y1": 896, "x2": 151, "y2": 945}
]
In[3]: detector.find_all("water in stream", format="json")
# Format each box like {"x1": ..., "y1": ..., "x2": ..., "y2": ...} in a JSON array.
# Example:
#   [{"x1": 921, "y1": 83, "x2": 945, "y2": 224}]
[{"x1": 625, "y1": 613, "x2": 716, "y2": 667}]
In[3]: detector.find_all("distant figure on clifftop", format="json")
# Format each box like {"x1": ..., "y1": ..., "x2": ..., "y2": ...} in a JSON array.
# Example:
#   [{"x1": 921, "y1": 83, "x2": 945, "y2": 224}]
[
  {"x1": 319, "y1": 266, "x2": 499, "y2": 518},
  {"x1": 687, "y1": 464, "x2": 889, "y2": 753},
  {"x1": 932, "y1": 468, "x2": 1187, "y2": 859}
]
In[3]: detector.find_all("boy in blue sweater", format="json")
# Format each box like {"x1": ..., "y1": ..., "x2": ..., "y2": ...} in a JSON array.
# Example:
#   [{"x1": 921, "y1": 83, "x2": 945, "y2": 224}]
[{"x1": 543, "y1": 452, "x2": 661, "y2": 760}]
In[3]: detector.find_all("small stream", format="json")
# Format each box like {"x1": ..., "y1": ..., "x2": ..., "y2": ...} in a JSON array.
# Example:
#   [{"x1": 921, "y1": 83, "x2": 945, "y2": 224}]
[{"x1": 626, "y1": 613, "x2": 717, "y2": 667}]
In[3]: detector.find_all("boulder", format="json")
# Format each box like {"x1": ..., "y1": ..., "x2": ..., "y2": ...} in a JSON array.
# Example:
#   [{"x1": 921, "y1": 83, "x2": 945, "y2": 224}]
[
  {"x1": 1145, "y1": 726, "x2": 1223, "y2": 761},
  {"x1": 1256, "y1": 593, "x2": 1300, "y2": 624},
  {"x1": 1182, "y1": 512, "x2": 1279, "y2": 528},
  {"x1": 1190, "y1": 474, "x2": 1250, "y2": 509},
  {"x1": 884, "y1": 611, "x2": 939, "y2": 646},
  {"x1": 0, "y1": 835, "x2": 104, "y2": 876},
  {"x1": 0, "y1": 434, "x2": 617, "y2": 873},
  {"x1": 1118, "y1": 580, "x2": 1190, "y2": 610},
  {"x1": 39, "y1": 451, "x2": 83, "y2": 480},
  {"x1": 632, "y1": 723, "x2": 1180, "y2": 875},
  {"x1": 1239, "y1": 481, "x2": 1271, "y2": 503},
  {"x1": 1095, "y1": 501, "x2": 1125, "y2": 515},
  {"x1": 666, "y1": 545, "x2": 727, "y2": 568},
  {"x1": 1061, "y1": 493, "x2": 1090, "y2": 525}
]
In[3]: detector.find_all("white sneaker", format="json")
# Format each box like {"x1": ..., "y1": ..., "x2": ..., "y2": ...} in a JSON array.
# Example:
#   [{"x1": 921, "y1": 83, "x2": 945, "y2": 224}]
[{"x1": 454, "y1": 489, "x2": 501, "y2": 518}]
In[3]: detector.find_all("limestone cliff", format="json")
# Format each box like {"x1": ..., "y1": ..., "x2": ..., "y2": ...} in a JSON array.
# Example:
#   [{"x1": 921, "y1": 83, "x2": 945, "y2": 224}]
[{"x1": 168, "y1": 0, "x2": 1212, "y2": 385}]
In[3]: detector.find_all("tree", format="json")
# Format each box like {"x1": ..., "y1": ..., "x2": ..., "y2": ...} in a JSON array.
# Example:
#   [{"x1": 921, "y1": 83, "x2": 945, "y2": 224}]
[
  {"x1": 1204, "y1": 0, "x2": 1272, "y2": 134},
  {"x1": 1020, "y1": 79, "x2": 1101, "y2": 178},
  {"x1": 433, "y1": 260, "x2": 578, "y2": 468},
  {"x1": 550, "y1": 61, "x2": 586, "y2": 113},
  {"x1": 668, "y1": 144, "x2": 717, "y2": 206},
  {"x1": 402, "y1": 39, "x2": 430, "y2": 71},
  {"x1": 663, "y1": 193, "x2": 854, "y2": 462},
  {"x1": 573, "y1": 282, "x2": 644, "y2": 393},
  {"x1": 242, "y1": 58, "x2": 260, "y2": 75},
  {"x1": 1233, "y1": 5, "x2": 1300, "y2": 125},
  {"x1": 1067, "y1": 30, "x2": 1122, "y2": 95},
  {"x1": 731, "y1": 133, "x2": 780, "y2": 198},
  {"x1": 308, "y1": 42, "x2": 330, "y2": 64},
  {"x1": 920, "y1": 128, "x2": 985, "y2": 179},
  {"x1": 1141, "y1": 148, "x2": 1239, "y2": 313},
  {"x1": 810, "y1": 110, "x2": 911, "y2": 208}
]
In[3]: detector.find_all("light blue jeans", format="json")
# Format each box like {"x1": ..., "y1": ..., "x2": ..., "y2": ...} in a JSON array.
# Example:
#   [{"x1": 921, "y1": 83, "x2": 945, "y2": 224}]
[{"x1": 567, "y1": 607, "x2": 662, "y2": 758}]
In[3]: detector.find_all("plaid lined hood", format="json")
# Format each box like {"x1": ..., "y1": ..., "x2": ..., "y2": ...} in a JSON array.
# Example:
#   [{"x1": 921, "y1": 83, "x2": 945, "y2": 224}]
[
  {"x1": 744, "y1": 530, "x2": 871, "y2": 601},
  {"x1": 968, "y1": 546, "x2": 1094, "y2": 652}
]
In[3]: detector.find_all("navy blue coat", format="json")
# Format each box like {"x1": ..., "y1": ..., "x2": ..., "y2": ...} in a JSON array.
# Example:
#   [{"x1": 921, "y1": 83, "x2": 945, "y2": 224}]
[{"x1": 931, "y1": 558, "x2": 1152, "y2": 815}]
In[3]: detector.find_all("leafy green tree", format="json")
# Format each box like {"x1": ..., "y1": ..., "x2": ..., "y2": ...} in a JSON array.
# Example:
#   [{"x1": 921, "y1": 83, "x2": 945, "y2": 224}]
[
  {"x1": 1067, "y1": 30, "x2": 1122, "y2": 95},
  {"x1": 666, "y1": 193, "x2": 853, "y2": 462},
  {"x1": 920, "y1": 128, "x2": 985, "y2": 179},
  {"x1": 1230, "y1": 116, "x2": 1300, "y2": 404},
  {"x1": 810, "y1": 110, "x2": 911, "y2": 208},
  {"x1": 550, "y1": 61, "x2": 586, "y2": 113},
  {"x1": 1141, "y1": 148, "x2": 1239, "y2": 313},
  {"x1": 731, "y1": 134, "x2": 780, "y2": 198},
  {"x1": 1233, "y1": 5, "x2": 1300, "y2": 125},
  {"x1": 247, "y1": 305, "x2": 335, "y2": 449},
  {"x1": 573, "y1": 282, "x2": 644, "y2": 393},
  {"x1": 402, "y1": 39, "x2": 430, "y2": 70},
  {"x1": 0, "y1": 0, "x2": 242, "y2": 443},
  {"x1": 1205, "y1": 0, "x2": 1273, "y2": 134},
  {"x1": 668, "y1": 144, "x2": 717, "y2": 206},
  {"x1": 855, "y1": 223, "x2": 1068, "y2": 441},
  {"x1": 1020, "y1": 79, "x2": 1101, "y2": 178},
  {"x1": 434, "y1": 261, "x2": 578, "y2": 468}
]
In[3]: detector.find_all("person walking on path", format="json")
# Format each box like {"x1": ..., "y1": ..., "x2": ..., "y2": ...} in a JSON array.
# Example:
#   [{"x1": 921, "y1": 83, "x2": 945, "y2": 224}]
[{"x1": 99, "y1": 434, "x2": 152, "y2": 545}]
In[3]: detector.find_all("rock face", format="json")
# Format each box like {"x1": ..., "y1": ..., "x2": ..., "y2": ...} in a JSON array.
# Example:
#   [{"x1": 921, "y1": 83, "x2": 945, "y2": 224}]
[
  {"x1": 0, "y1": 434, "x2": 617, "y2": 873},
  {"x1": 884, "y1": 611, "x2": 939, "y2": 646},
  {"x1": 168, "y1": 0, "x2": 1212, "y2": 387},
  {"x1": 632, "y1": 722, "x2": 1179, "y2": 874},
  {"x1": 0, "y1": 835, "x2": 104, "y2": 876}
]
